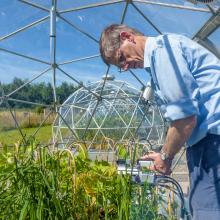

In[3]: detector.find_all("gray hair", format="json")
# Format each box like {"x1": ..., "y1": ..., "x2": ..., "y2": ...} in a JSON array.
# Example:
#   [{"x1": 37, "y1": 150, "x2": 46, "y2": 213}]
[{"x1": 99, "y1": 24, "x2": 144, "y2": 65}]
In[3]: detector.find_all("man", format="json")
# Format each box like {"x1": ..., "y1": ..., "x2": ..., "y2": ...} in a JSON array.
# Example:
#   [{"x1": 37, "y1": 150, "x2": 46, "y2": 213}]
[{"x1": 99, "y1": 24, "x2": 220, "y2": 219}]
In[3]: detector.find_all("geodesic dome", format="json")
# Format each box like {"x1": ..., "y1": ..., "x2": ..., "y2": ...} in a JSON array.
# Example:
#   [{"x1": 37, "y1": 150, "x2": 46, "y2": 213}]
[
  {"x1": 1, "y1": 0, "x2": 220, "y2": 148},
  {"x1": 53, "y1": 76, "x2": 166, "y2": 148}
]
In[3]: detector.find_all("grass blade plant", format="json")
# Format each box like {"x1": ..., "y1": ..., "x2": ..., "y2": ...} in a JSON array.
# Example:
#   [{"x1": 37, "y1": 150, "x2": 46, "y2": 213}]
[{"x1": 0, "y1": 142, "x2": 178, "y2": 220}]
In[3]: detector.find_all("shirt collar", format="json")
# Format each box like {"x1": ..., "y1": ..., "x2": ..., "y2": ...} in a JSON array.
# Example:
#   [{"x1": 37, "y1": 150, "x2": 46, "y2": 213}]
[{"x1": 144, "y1": 37, "x2": 156, "y2": 68}]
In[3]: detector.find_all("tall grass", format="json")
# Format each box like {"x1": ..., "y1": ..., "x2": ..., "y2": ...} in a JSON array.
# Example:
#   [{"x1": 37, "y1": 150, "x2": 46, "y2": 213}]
[
  {"x1": 0, "y1": 143, "x2": 177, "y2": 220},
  {"x1": 0, "y1": 110, "x2": 55, "y2": 131}
]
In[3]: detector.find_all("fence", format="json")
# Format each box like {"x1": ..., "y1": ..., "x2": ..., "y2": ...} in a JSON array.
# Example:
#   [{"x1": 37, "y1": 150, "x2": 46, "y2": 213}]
[{"x1": 0, "y1": 109, "x2": 56, "y2": 131}]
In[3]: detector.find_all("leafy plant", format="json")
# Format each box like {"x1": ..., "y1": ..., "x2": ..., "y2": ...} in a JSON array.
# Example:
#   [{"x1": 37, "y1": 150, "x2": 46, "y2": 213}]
[{"x1": 0, "y1": 143, "x2": 178, "y2": 220}]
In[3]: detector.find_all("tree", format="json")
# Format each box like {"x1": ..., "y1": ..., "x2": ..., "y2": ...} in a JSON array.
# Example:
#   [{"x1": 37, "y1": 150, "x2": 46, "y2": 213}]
[{"x1": 0, "y1": 78, "x2": 79, "y2": 109}]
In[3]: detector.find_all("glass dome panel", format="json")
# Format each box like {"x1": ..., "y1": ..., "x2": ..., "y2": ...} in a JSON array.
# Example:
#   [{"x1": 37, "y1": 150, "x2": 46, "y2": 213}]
[
  {"x1": 133, "y1": 2, "x2": 211, "y2": 37},
  {"x1": 1, "y1": 0, "x2": 219, "y2": 89},
  {"x1": 1, "y1": 0, "x2": 220, "y2": 151},
  {"x1": 53, "y1": 77, "x2": 167, "y2": 148}
]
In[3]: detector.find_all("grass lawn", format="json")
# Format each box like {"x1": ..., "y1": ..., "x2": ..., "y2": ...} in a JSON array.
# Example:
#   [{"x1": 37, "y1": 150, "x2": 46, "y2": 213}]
[{"x1": 0, "y1": 125, "x2": 53, "y2": 146}]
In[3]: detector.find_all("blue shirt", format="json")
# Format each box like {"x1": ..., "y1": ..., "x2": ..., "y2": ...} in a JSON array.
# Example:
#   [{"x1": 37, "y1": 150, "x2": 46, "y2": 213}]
[{"x1": 144, "y1": 34, "x2": 220, "y2": 146}]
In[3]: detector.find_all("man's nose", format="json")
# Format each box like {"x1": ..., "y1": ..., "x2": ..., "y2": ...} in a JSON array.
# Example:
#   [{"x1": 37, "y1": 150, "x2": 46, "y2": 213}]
[{"x1": 122, "y1": 64, "x2": 129, "y2": 71}]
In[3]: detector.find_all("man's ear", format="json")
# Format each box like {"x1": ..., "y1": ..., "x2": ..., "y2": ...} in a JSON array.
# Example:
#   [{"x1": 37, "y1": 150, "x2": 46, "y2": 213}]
[
  {"x1": 120, "y1": 31, "x2": 130, "y2": 40},
  {"x1": 120, "y1": 31, "x2": 135, "y2": 43}
]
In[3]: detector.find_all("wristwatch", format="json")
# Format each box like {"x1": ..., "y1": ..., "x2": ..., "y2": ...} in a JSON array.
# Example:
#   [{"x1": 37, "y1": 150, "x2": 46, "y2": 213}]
[{"x1": 160, "y1": 149, "x2": 173, "y2": 161}]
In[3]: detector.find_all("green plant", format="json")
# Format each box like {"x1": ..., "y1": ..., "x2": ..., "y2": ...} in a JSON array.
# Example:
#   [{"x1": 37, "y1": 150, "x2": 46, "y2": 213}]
[{"x1": 0, "y1": 143, "x2": 178, "y2": 220}]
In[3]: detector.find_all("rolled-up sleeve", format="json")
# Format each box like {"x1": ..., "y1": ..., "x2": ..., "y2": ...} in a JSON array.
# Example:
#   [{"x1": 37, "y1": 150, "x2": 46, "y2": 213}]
[{"x1": 152, "y1": 36, "x2": 200, "y2": 121}]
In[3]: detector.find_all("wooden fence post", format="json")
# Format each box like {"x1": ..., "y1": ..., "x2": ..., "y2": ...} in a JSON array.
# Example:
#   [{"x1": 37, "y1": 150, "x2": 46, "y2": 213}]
[
  {"x1": 14, "y1": 109, "x2": 16, "y2": 128},
  {"x1": 29, "y1": 111, "x2": 30, "y2": 127}
]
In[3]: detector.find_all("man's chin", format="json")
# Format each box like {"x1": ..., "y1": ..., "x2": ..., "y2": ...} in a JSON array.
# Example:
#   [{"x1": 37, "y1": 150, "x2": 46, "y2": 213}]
[
  {"x1": 123, "y1": 62, "x2": 143, "y2": 71},
  {"x1": 135, "y1": 63, "x2": 144, "y2": 69}
]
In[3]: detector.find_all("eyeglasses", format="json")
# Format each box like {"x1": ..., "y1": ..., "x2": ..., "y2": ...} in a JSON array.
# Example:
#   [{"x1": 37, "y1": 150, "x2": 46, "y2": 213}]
[
  {"x1": 117, "y1": 49, "x2": 126, "y2": 72},
  {"x1": 117, "y1": 34, "x2": 126, "y2": 73}
]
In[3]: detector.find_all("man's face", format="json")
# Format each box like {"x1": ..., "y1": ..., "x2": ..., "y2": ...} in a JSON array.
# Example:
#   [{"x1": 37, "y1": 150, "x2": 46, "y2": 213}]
[{"x1": 110, "y1": 32, "x2": 144, "y2": 71}]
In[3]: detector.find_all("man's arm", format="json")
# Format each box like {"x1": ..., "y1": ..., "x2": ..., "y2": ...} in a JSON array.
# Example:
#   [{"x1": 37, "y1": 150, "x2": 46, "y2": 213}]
[{"x1": 142, "y1": 115, "x2": 197, "y2": 175}]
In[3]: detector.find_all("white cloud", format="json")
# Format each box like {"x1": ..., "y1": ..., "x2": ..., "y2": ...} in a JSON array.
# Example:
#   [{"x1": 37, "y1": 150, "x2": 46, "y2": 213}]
[
  {"x1": 0, "y1": 11, "x2": 6, "y2": 16},
  {"x1": 78, "y1": 16, "x2": 83, "y2": 22}
]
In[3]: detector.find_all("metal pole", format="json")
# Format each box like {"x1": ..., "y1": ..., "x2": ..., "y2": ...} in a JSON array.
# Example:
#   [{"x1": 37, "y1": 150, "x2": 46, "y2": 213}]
[
  {"x1": 7, "y1": 67, "x2": 51, "y2": 97},
  {"x1": 0, "y1": 16, "x2": 49, "y2": 42},
  {"x1": 57, "y1": 66, "x2": 101, "y2": 99},
  {"x1": 131, "y1": 2, "x2": 162, "y2": 34},
  {"x1": 120, "y1": 0, "x2": 130, "y2": 24},
  {"x1": 133, "y1": 0, "x2": 210, "y2": 12},
  {"x1": 58, "y1": 15, "x2": 99, "y2": 43},
  {"x1": 7, "y1": 98, "x2": 51, "y2": 107},
  {"x1": 59, "y1": 0, "x2": 124, "y2": 14},
  {"x1": 129, "y1": 69, "x2": 146, "y2": 88},
  {"x1": 18, "y1": 0, "x2": 50, "y2": 12},
  {"x1": 58, "y1": 54, "x2": 100, "y2": 66},
  {"x1": 50, "y1": 0, "x2": 57, "y2": 111},
  {"x1": 81, "y1": 66, "x2": 110, "y2": 141},
  {"x1": 0, "y1": 48, "x2": 50, "y2": 65}
]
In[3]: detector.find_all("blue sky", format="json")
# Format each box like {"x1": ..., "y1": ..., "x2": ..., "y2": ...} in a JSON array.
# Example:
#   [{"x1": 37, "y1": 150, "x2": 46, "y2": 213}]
[{"x1": 0, "y1": 0, "x2": 219, "y2": 89}]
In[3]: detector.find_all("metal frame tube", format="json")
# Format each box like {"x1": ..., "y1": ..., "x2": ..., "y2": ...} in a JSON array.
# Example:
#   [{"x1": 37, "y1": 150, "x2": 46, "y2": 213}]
[
  {"x1": 129, "y1": 70, "x2": 146, "y2": 88},
  {"x1": 0, "y1": 88, "x2": 27, "y2": 145},
  {"x1": 81, "y1": 66, "x2": 110, "y2": 140},
  {"x1": 7, "y1": 97, "x2": 51, "y2": 107},
  {"x1": 8, "y1": 106, "x2": 28, "y2": 145},
  {"x1": 120, "y1": 0, "x2": 130, "y2": 24},
  {"x1": 131, "y1": 2, "x2": 162, "y2": 34},
  {"x1": 59, "y1": 0, "x2": 124, "y2": 14},
  {"x1": 193, "y1": 10, "x2": 220, "y2": 40},
  {"x1": 2, "y1": 0, "x2": 211, "y2": 151},
  {"x1": 57, "y1": 111, "x2": 78, "y2": 139},
  {"x1": 133, "y1": 0, "x2": 210, "y2": 12},
  {"x1": 89, "y1": 83, "x2": 125, "y2": 144},
  {"x1": 0, "y1": 16, "x2": 49, "y2": 42},
  {"x1": 7, "y1": 67, "x2": 51, "y2": 97},
  {"x1": 0, "y1": 48, "x2": 50, "y2": 65},
  {"x1": 27, "y1": 109, "x2": 54, "y2": 143},
  {"x1": 57, "y1": 66, "x2": 101, "y2": 99},
  {"x1": 18, "y1": 0, "x2": 50, "y2": 12},
  {"x1": 58, "y1": 15, "x2": 99, "y2": 43},
  {"x1": 50, "y1": 1, "x2": 57, "y2": 108},
  {"x1": 58, "y1": 54, "x2": 100, "y2": 66}
]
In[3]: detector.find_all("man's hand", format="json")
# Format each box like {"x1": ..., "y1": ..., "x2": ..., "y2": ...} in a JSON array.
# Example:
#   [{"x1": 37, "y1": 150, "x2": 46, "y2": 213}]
[
  {"x1": 141, "y1": 151, "x2": 172, "y2": 175},
  {"x1": 141, "y1": 116, "x2": 196, "y2": 175}
]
